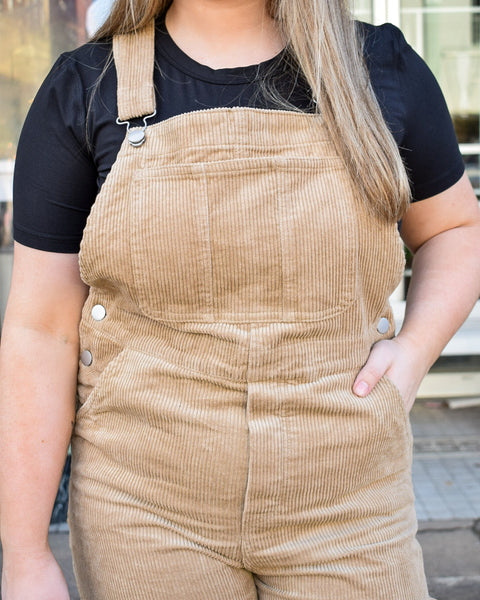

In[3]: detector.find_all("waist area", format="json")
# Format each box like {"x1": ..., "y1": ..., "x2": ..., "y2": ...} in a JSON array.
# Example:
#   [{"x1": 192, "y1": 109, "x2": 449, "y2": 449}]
[{"x1": 78, "y1": 294, "x2": 396, "y2": 386}]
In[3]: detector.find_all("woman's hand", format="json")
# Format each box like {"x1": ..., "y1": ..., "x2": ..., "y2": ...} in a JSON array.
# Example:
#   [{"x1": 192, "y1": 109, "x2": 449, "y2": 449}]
[
  {"x1": 1, "y1": 547, "x2": 70, "y2": 600},
  {"x1": 353, "y1": 172, "x2": 480, "y2": 413},
  {"x1": 353, "y1": 337, "x2": 426, "y2": 413}
]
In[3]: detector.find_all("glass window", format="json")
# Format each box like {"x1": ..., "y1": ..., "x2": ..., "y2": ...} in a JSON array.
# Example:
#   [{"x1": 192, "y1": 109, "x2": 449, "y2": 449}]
[
  {"x1": 400, "y1": 0, "x2": 480, "y2": 195},
  {"x1": 354, "y1": 0, "x2": 374, "y2": 22},
  {"x1": 0, "y1": 0, "x2": 93, "y2": 321},
  {"x1": 0, "y1": 0, "x2": 89, "y2": 163},
  {"x1": 0, "y1": 0, "x2": 92, "y2": 254}
]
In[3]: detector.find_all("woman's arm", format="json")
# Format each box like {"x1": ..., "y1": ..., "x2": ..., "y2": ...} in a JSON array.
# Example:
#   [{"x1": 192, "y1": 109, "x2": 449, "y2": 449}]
[
  {"x1": 353, "y1": 172, "x2": 480, "y2": 410},
  {"x1": 0, "y1": 243, "x2": 88, "y2": 599}
]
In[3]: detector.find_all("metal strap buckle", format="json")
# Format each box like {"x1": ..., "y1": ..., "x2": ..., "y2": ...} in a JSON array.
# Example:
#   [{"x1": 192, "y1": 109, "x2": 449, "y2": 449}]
[{"x1": 116, "y1": 110, "x2": 157, "y2": 147}]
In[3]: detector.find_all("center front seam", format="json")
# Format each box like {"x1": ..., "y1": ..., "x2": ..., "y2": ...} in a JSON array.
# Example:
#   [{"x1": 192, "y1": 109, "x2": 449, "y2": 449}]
[{"x1": 239, "y1": 322, "x2": 253, "y2": 567}]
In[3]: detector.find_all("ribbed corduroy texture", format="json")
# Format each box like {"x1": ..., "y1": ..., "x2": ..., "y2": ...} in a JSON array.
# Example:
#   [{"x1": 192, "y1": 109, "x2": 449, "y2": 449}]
[
  {"x1": 113, "y1": 21, "x2": 155, "y2": 120},
  {"x1": 69, "y1": 22, "x2": 434, "y2": 600}
]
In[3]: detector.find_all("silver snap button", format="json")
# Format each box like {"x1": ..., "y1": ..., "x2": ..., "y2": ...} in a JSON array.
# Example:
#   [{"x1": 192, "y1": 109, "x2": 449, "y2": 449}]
[
  {"x1": 377, "y1": 317, "x2": 390, "y2": 335},
  {"x1": 91, "y1": 304, "x2": 106, "y2": 321},
  {"x1": 128, "y1": 129, "x2": 145, "y2": 147},
  {"x1": 80, "y1": 350, "x2": 93, "y2": 367}
]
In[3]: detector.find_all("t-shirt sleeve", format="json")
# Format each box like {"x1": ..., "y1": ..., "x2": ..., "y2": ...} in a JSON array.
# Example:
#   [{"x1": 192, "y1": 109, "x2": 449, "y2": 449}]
[
  {"x1": 364, "y1": 22, "x2": 465, "y2": 201},
  {"x1": 13, "y1": 53, "x2": 98, "y2": 253},
  {"x1": 395, "y1": 29, "x2": 465, "y2": 200},
  {"x1": 389, "y1": 24, "x2": 465, "y2": 201}
]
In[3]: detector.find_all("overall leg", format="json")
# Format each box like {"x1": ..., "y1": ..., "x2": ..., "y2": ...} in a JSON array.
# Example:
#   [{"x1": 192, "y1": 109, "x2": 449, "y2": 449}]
[
  {"x1": 70, "y1": 508, "x2": 257, "y2": 600},
  {"x1": 71, "y1": 339, "x2": 254, "y2": 599},
  {"x1": 254, "y1": 561, "x2": 434, "y2": 600},
  {"x1": 240, "y1": 341, "x2": 433, "y2": 600}
]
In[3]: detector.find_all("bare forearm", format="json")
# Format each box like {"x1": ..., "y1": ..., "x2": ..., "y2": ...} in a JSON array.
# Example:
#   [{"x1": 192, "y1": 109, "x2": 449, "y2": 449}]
[
  {"x1": 0, "y1": 325, "x2": 78, "y2": 554},
  {"x1": 398, "y1": 222, "x2": 480, "y2": 371}
]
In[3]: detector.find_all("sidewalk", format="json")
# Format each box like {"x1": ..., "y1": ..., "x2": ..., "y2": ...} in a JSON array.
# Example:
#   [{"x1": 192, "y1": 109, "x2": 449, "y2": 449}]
[
  {"x1": 1, "y1": 402, "x2": 479, "y2": 599},
  {"x1": 418, "y1": 519, "x2": 480, "y2": 600},
  {"x1": 411, "y1": 402, "x2": 480, "y2": 599},
  {"x1": 411, "y1": 402, "x2": 480, "y2": 521}
]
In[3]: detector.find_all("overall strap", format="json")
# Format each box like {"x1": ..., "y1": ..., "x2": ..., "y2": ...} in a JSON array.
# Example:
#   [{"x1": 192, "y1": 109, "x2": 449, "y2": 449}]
[{"x1": 113, "y1": 20, "x2": 156, "y2": 121}]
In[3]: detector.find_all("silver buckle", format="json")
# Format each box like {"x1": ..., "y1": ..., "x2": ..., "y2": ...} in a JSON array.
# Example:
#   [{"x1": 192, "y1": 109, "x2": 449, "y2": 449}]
[{"x1": 116, "y1": 110, "x2": 157, "y2": 147}]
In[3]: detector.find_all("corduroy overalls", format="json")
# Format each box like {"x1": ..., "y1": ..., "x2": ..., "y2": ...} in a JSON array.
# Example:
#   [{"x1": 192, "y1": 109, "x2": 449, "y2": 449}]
[{"x1": 68, "y1": 21, "x2": 433, "y2": 600}]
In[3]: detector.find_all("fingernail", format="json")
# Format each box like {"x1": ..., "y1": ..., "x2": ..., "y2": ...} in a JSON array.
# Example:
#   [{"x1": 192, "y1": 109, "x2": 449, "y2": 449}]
[{"x1": 354, "y1": 381, "x2": 369, "y2": 397}]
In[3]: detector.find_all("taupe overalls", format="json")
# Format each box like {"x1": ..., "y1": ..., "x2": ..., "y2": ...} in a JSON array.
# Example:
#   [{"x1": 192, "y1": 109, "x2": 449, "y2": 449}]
[{"x1": 69, "y1": 21, "x2": 433, "y2": 600}]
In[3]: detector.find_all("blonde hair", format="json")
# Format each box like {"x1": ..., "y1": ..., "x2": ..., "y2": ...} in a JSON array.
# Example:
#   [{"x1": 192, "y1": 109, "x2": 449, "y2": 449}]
[{"x1": 93, "y1": 0, "x2": 411, "y2": 220}]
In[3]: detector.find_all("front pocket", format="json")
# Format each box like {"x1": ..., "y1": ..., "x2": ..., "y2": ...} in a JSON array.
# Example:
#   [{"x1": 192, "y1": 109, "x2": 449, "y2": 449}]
[
  {"x1": 284, "y1": 372, "x2": 412, "y2": 507},
  {"x1": 381, "y1": 373, "x2": 410, "y2": 418},
  {"x1": 130, "y1": 157, "x2": 357, "y2": 322},
  {"x1": 76, "y1": 338, "x2": 128, "y2": 419}
]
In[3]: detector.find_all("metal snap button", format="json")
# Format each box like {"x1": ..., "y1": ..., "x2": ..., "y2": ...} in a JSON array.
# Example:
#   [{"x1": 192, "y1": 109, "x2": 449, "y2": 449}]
[
  {"x1": 377, "y1": 317, "x2": 390, "y2": 335},
  {"x1": 80, "y1": 350, "x2": 93, "y2": 367},
  {"x1": 91, "y1": 304, "x2": 106, "y2": 321},
  {"x1": 127, "y1": 129, "x2": 145, "y2": 147}
]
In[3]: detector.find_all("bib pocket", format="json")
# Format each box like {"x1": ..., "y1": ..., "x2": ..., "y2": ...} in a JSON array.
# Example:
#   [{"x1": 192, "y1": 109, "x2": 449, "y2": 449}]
[{"x1": 129, "y1": 157, "x2": 357, "y2": 322}]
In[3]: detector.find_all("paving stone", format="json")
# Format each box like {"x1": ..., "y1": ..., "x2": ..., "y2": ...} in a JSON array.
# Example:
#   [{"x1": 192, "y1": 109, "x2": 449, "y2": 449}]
[
  {"x1": 411, "y1": 403, "x2": 480, "y2": 522},
  {"x1": 418, "y1": 525, "x2": 480, "y2": 600}
]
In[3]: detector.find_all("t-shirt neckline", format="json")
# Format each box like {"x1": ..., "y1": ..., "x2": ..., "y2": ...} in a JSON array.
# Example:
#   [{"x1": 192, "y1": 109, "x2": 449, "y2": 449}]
[{"x1": 156, "y1": 18, "x2": 285, "y2": 85}]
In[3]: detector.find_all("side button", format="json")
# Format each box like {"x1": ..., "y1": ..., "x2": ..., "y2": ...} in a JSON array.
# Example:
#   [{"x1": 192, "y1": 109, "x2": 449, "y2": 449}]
[
  {"x1": 80, "y1": 350, "x2": 93, "y2": 367},
  {"x1": 377, "y1": 317, "x2": 390, "y2": 335},
  {"x1": 91, "y1": 304, "x2": 106, "y2": 321}
]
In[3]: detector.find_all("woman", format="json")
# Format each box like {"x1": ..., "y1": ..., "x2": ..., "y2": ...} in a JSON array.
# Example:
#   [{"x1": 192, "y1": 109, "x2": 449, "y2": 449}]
[{"x1": 1, "y1": 0, "x2": 479, "y2": 598}]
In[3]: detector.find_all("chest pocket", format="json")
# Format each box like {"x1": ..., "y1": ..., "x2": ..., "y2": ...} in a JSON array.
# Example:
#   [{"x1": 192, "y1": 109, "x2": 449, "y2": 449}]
[{"x1": 128, "y1": 156, "x2": 358, "y2": 323}]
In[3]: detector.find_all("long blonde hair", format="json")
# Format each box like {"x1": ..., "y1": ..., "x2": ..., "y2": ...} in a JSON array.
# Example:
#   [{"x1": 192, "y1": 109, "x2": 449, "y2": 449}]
[{"x1": 93, "y1": 0, "x2": 411, "y2": 220}]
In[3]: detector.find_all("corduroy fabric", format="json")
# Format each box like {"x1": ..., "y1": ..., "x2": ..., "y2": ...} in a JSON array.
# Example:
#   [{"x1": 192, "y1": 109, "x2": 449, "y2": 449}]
[
  {"x1": 113, "y1": 21, "x2": 156, "y2": 121},
  {"x1": 69, "y1": 22, "x2": 434, "y2": 600}
]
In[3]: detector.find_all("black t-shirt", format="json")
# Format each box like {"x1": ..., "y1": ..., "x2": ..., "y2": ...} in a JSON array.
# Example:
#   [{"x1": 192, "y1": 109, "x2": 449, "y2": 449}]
[{"x1": 13, "y1": 20, "x2": 465, "y2": 253}]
